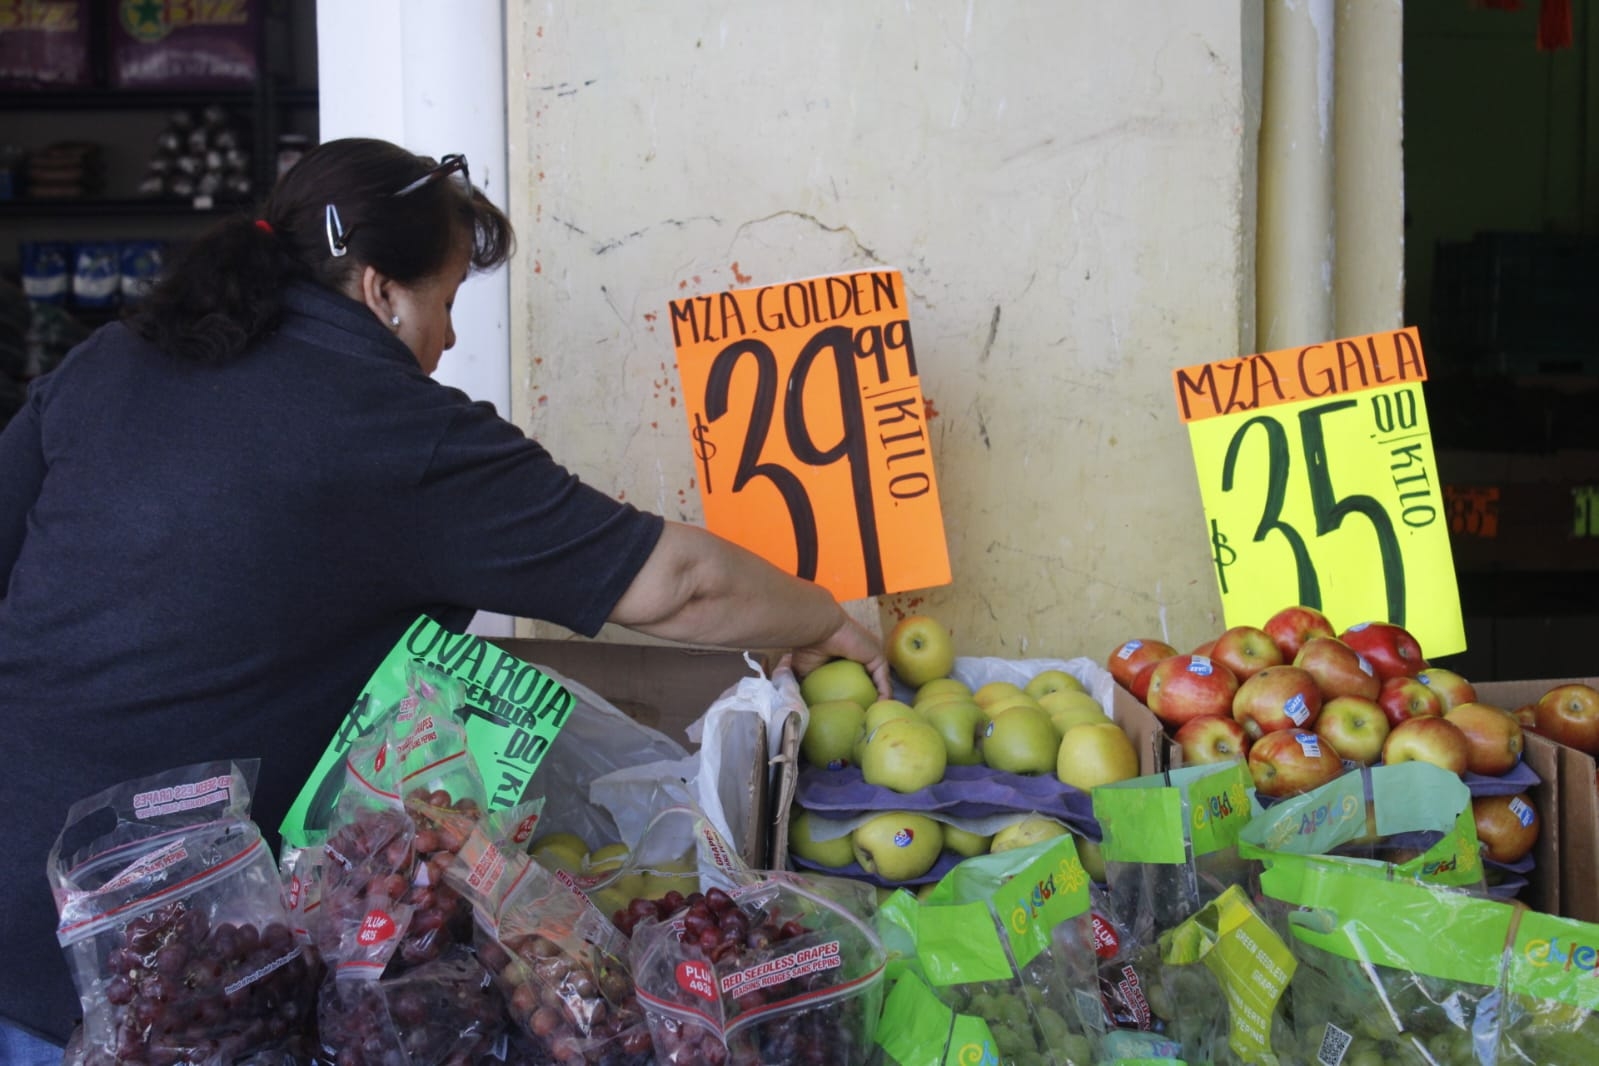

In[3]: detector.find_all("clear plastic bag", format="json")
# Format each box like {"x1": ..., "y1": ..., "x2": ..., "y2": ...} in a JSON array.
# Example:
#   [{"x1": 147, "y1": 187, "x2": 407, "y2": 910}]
[
  {"x1": 315, "y1": 665, "x2": 488, "y2": 977},
  {"x1": 49, "y1": 760, "x2": 321, "y2": 1066},
  {"x1": 447, "y1": 825, "x2": 656, "y2": 1065},
  {"x1": 1259, "y1": 860, "x2": 1508, "y2": 1065},
  {"x1": 629, "y1": 877, "x2": 886, "y2": 1066},
  {"x1": 314, "y1": 945, "x2": 506, "y2": 1066}
]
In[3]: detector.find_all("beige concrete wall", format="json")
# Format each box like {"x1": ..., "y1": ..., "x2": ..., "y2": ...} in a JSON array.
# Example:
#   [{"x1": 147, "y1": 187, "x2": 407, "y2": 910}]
[{"x1": 506, "y1": 3, "x2": 1262, "y2": 658}]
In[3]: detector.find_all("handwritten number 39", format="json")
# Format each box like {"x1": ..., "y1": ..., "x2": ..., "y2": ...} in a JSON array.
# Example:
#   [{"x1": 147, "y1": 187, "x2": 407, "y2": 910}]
[
  {"x1": 1220, "y1": 399, "x2": 1406, "y2": 626},
  {"x1": 702, "y1": 327, "x2": 887, "y2": 595}
]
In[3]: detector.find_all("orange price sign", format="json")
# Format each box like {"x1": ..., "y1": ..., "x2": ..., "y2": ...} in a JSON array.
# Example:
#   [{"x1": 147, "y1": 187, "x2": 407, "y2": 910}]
[{"x1": 669, "y1": 269, "x2": 951, "y2": 601}]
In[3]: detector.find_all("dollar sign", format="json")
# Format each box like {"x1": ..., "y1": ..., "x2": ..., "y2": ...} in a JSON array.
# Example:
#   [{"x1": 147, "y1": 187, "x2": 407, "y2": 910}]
[
  {"x1": 691, "y1": 413, "x2": 717, "y2": 494},
  {"x1": 1210, "y1": 519, "x2": 1236, "y2": 594}
]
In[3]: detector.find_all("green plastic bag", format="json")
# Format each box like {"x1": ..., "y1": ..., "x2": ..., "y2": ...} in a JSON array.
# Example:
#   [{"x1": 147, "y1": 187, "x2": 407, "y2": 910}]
[
  {"x1": 1089, "y1": 761, "x2": 1257, "y2": 1037},
  {"x1": 281, "y1": 615, "x2": 582, "y2": 850},
  {"x1": 1236, "y1": 761, "x2": 1484, "y2": 893},
  {"x1": 1259, "y1": 860, "x2": 1508, "y2": 1065},
  {"x1": 875, "y1": 834, "x2": 1099, "y2": 1066},
  {"x1": 1497, "y1": 909, "x2": 1599, "y2": 1065}
]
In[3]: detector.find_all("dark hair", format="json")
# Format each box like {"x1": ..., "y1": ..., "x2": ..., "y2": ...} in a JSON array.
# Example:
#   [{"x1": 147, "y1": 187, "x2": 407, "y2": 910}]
[{"x1": 129, "y1": 138, "x2": 515, "y2": 363}]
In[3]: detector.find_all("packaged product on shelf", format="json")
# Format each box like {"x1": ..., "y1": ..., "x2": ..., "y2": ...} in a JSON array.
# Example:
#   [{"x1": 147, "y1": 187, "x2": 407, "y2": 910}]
[
  {"x1": 1260, "y1": 862, "x2": 1508, "y2": 1066},
  {"x1": 109, "y1": 0, "x2": 260, "y2": 90},
  {"x1": 874, "y1": 833, "x2": 1100, "y2": 1066},
  {"x1": 20, "y1": 241, "x2": 73, "y2": 304},
  {"x1": 0, "y1": 0, "x2": 91, "y2": 89},
  {"x1": 48, "y1": 759, "x2": 322, "y2": 1066},
  {"x1": 119, "y1": 241, "x2": 168, "y2": 305},
  {"x1": 70, "y1": 242, "x2": 120, "y2": 309}
]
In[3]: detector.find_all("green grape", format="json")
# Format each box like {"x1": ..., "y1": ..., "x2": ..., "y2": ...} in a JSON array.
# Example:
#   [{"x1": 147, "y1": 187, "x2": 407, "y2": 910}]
[{"x1": 1056, "y1": 1033, "x2": 1093, "y2": 1066}]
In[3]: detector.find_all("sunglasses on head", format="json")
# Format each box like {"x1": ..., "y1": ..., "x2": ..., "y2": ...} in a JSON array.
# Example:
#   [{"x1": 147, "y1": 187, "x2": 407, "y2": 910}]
[
  {"x1": 325, "y1": 153, "x2": 471, "y2": 257},
  {"x1": 392, "y1": 153, "x2": 470, "y2": 198}
]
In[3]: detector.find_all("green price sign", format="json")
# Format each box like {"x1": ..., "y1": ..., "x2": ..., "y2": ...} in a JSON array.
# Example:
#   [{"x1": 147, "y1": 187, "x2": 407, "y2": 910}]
[{"x1": 1173, "y1": 327, "x2": 1465, "y2": 657}]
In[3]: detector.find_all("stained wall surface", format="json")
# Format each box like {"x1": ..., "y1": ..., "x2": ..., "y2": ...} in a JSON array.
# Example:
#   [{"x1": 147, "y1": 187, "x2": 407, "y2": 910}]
[{"x1": 506, "y1": 3, "x2": 1261, "y2": 658}]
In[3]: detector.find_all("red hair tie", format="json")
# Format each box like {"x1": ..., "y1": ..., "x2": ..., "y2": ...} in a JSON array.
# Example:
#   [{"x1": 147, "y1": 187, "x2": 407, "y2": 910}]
[{"x1": 254, "y1": 219, "x2": 274, "y2": 235}]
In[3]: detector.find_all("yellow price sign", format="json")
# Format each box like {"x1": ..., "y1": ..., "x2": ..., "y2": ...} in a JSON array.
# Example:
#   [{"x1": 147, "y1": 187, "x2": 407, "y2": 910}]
[
  {"x1": 1172, "y1": 327, "x2": 1465, "y2": 657},
  {"x1": 669, "y1": 269, "x2": 951, "y2": 602}
]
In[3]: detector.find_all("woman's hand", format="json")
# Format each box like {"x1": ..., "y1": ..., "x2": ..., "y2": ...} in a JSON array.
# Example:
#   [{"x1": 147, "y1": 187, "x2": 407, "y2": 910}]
[{"x1": 790, "y1": 615, "x2": 892, "y2": 700}]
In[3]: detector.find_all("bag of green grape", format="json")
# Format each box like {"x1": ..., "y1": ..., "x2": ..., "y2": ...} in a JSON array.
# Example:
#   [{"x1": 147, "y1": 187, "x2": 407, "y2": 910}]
[
  {"x1": 874, "y1": 833, "x2": 1101, "y2": 1066},
  {"x1": 1236, "y1": 761, "x2": 1484, "y2": 892},
  {"x1": 1088, "y1": 760, "x2": 1256, "y2": 1036},
  {"x1": 1258, "y1": 859, "x2": 1510, "y2": 1065},
  {"x1": 1153, "y1": 883, "x2": 1296, "y2": 1065},
  {"x1": 1496, "y1": 909, "x2": 1599, "y2": 1065}
]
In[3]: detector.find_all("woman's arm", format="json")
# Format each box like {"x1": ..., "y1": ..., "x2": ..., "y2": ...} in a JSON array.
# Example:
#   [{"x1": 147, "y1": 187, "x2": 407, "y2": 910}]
[{"x1": 608, "y1": 520, "x2": 891, "y2": 697}]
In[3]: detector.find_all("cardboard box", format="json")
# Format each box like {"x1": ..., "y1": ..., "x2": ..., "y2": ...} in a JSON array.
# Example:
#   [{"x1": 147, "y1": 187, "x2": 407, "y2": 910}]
[
  {"x1": 488, "y1": 638, "x2": 770, "y2": 866},
  {"x1": 1474, "y1": 678, "x2": 1599, "y2": 923},
  {"x1": 769, "y1": 672, "x2": 1169, "y2": 871}
]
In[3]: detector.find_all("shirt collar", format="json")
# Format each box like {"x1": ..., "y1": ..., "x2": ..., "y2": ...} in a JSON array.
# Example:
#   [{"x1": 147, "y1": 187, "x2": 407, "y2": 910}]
[{"x1": 279, "y1": 281, "x2": 419, "y2": 367}]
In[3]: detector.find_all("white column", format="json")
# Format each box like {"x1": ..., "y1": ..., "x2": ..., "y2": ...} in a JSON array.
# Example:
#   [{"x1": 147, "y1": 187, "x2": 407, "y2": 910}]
[{"x1": 318, "y1": 1, "x2": 514, "y2": 637}]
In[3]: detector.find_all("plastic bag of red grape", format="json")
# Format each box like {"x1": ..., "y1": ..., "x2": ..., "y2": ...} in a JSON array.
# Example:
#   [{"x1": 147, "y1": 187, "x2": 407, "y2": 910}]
[
  {"x1": 445, "y1": 822, "x2": 659, "y2": 1064},
  {"x1": 627, "y1": 875, "x2": 889, "y2": 1066},
  {"x1": 48, "y1": 759, "x2": 322, "y2": 1066},
  {"x1": 315, "y1": 944, "x2": 507, "y2": 1066},
  {"x1": 314, "y1": 665, "x2": 489, "y2": 978}
]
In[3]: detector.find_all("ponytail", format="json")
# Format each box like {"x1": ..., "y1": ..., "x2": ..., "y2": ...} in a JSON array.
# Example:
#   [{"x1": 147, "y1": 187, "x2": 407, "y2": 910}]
[{"x1": 128, "y1": 214, "x2": 302, "y2": 364}]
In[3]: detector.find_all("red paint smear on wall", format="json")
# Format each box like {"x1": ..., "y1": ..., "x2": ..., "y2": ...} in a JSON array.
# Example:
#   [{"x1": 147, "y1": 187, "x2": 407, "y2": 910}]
[{"x1": 731, "y1": 261, "x2": 752, "y2": 284}]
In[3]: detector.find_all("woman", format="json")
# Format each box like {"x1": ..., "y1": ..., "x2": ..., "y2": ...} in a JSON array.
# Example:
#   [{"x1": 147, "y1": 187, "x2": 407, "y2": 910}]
[{"x1": 0, "y1": 138, "x2": 888, "y2": 1053}]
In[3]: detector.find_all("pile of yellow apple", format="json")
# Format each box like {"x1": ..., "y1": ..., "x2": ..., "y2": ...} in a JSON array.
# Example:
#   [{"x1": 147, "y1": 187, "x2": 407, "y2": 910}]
[
  {"x1": 1107, "y1": 604, "x2": 1541, "y2": 867},
  {"x1": 787, "y1": 614, "x2": 1139, "y2": 885}
]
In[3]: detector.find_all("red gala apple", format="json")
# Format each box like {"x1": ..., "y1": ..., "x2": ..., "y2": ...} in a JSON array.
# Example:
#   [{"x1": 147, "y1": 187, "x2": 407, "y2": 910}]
[
  {"x1": 1415, "y1": 667, "x2": 1477, "y2": 713},
  {"x1": 1293, "y1": 637, "x2": 1381, "y2": 702},
  {"x1": 1338, "y1": 621, "x2": 1428, "y2": 682},
  {"x1": 1445, "y1": 702, "x2": 1524, "y2": 777},
  {"x1": 1472, "y1": 792, "x2": 1540, "y2": 864},
  {"x1": 1533, "y1": 683, "x2": 1599, "y2": 756},
  {"x1": 1231, "y1": 666, "x2": 1322, "y2": 740},
  {"x1": 1210, "y1": 625, "x2": 1285, "y2": 682},
  {"x1": 1376, "y1": 675, "x2": 1444, "y2": 729},
  {"x1": 1144, "y1": 655, "x2": 1240, "y2": 729},
  {"x1": 1173, "y1": 714, "x2": 1251, "y2": 766},
  {"x1": 1130, "y1": 661, "x2": 1158, "y2": 703},
  {"x1": 1191, "y1": 639, "x2": 1217, "y2": 658},
  {"x1": 1315, "y1": 696, "x2": 1390, "y2": 766},
  {"x1": 1107, "y1": 638, "x2": 1179, "y2": 691},
  {"x1": 1382, "y1": 716, "x2": 1470, "y2": 776},
  {"x1": 1512, "y1": 704, "x2": 1538, "y2": 730},
  {"x1": 1262, "y1": 604, "x2": 1336, "y2": 662},
  {"x1": 1247, "y1": 730, "x2": 1346, "y2": 799}
]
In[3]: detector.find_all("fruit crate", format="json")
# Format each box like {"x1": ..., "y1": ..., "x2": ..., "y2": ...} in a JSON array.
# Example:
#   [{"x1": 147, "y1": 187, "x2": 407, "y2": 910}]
[{"x1": 1474, "y1": 679, "x2": 1599, "y2": 925}]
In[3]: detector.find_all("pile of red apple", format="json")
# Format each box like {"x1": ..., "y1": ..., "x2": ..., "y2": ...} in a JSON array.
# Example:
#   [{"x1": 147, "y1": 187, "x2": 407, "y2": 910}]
[{"x1": 1107, "y1": 606, "x2": 1541, "y2": 866}]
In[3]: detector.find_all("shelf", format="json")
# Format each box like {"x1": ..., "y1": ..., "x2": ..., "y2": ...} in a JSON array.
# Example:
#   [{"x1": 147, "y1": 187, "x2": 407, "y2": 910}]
[
  {"x1": 0, "y1": 198, "x2": 249, "y2": 219},
  {"x1": 0, "y1": 88, "x2": 317, "y2": 111}
]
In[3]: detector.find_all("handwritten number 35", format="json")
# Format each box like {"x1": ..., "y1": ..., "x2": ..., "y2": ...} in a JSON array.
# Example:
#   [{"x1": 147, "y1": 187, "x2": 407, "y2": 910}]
[{"x1": 1220, "y1": 399, "x2": 1406, "y2": 626}]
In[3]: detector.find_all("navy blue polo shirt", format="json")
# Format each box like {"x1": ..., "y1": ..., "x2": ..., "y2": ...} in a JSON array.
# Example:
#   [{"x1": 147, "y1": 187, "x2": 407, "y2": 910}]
[{"x1": 0, "y1": 281, "x2": 664, "y2": 1042}]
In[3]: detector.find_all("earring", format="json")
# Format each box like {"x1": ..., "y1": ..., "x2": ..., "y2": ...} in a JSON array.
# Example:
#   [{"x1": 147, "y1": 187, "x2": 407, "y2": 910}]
[{"x1": 390, "y1": 315, "x2": 401, "y2": 329}]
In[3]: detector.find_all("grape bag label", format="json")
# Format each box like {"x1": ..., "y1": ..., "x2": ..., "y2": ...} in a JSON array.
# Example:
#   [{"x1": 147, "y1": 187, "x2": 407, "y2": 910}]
[{"x1": 677, "y1": 960, "x2": 716, "y2": 1002}]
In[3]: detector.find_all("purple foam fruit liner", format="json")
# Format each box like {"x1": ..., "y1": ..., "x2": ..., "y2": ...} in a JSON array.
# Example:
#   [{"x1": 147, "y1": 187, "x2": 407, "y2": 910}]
[{"x1": 795, "y1": 763, "x2": 1101, "y2": 840}]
